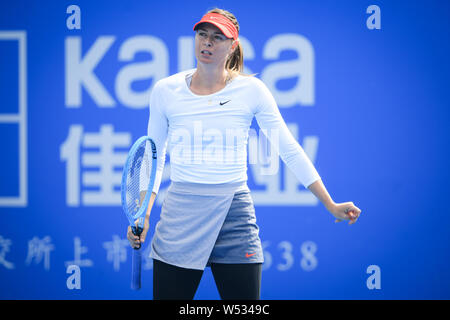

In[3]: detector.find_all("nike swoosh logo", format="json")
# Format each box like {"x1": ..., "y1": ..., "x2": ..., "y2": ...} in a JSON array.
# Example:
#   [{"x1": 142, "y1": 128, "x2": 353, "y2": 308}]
[
  {"x1": 245, "y1": 252, "x2": 256, "y2": 258},
  {"x1": 220, "y1": 100, "x2": 231, "y2": 105}
]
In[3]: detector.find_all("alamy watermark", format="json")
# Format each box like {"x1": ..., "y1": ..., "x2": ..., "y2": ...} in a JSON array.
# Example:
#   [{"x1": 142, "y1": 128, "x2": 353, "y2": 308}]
[
  {"x1": 168, "y1": 121, "x2": 282, "y2": 175},
  {"x1": 66, "y1": 5, "x2": 81, "y2": 30},
  {"x1": 66, "y1": 264, "x2": 81, "y2": 289},
  {"x1": 366, "y1": 5, "x2": 381, "y2": 30},
  {"x1": 366, "y1": 265, "x2": 381, "y2": 290}
]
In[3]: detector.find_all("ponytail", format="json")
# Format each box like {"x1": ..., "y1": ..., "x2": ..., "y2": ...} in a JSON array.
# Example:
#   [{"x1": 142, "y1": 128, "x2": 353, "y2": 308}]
[{"x1": 225, "y1": 41, "x2": 244, "y2": 79}]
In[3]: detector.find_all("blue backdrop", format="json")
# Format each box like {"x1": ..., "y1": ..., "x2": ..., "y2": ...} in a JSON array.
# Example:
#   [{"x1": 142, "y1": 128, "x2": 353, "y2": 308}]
[{"x1": 0, "y1": 0, "x2": 449, "y2": 299}]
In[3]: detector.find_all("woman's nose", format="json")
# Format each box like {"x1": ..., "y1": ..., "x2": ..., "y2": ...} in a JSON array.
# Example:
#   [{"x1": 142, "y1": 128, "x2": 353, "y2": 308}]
[{"x1": 202, "y1": 35, "x2": 215, "y2": 46}]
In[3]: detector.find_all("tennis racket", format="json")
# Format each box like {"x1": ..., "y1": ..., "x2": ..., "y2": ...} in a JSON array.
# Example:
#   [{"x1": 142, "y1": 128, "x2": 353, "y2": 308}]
[{"x1": 121, "y1": 136, "x2": 157, "y2": 290}]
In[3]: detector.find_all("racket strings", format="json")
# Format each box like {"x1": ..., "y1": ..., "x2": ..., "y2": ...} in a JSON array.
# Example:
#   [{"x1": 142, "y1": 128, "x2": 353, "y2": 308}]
[{"x1": 126, "y1": 141, "x2": 152, "y2": 218}]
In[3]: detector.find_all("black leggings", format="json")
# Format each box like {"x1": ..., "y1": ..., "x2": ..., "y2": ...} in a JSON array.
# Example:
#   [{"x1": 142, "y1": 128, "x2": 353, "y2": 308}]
[{"x1": 153, "y1": 259, "x2": 262, "y2": 300}]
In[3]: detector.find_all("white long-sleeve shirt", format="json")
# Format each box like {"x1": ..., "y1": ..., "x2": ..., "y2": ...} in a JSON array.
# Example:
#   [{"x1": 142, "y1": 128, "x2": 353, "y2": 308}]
[{"x1": 147, "y1": 68, "x2": 320, "y2": 194}]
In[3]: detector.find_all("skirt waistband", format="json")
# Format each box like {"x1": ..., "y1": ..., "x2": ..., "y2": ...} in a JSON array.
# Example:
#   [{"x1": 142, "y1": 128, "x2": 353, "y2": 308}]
[{"x1": 168, "y1": 180, "x2": 249, "y2": 196}]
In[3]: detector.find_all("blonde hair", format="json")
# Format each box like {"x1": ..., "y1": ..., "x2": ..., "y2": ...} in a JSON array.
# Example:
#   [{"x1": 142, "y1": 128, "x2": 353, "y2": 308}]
[{"x1": 203, "y1": 8, "x2": 257, "y2": 81}]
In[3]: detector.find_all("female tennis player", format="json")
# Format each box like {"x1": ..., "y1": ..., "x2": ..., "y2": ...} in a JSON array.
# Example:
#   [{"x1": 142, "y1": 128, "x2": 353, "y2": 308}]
[{"x1": 127, "y1": 8, "x2": 362, "y2": 300}]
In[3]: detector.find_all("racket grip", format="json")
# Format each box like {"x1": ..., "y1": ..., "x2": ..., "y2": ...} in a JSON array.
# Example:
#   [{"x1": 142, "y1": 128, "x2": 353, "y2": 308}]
[
  {"x1": 131, "y1": 226, "x2": 143, "y2": 290},
  {"x1": 131, "y1": 247, "x2": 142, "y2": 290}
]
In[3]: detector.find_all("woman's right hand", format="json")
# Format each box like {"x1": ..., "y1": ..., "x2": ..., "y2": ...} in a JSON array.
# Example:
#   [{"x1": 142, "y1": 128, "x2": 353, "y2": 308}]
[
  {"x1": 127, "y1": 226, "x2": 141, "y2": 249},
  {"x1": 127, "y1": 192, "x2": 156, "y2": 248},
  {"x1": 127, "y1": 217, "x2": 150, "y2": 249}
]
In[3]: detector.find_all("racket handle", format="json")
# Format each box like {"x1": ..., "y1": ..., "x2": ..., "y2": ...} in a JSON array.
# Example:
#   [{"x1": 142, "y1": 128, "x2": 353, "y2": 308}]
[
  {"x1": 131, "y1": 247, "x2": 142, "y2": 290},
  {"x1": 131, "y1": 226, "x2": 143, "y2": 290}
]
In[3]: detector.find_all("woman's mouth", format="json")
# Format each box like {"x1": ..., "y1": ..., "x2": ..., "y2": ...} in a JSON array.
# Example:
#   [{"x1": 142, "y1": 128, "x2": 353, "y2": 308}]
[{"x1": 201, "y1": 50, "x2": 212, "y2": 56}]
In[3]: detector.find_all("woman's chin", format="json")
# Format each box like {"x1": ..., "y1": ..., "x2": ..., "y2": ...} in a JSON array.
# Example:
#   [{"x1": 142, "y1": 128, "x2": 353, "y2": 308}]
[{"x1": 198, "y1": 58, "x2": 214, "y2": 65}]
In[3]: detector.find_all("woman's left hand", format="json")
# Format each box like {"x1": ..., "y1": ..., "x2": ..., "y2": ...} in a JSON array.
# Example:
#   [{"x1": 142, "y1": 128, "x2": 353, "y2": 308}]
[{"x1": 329, "y1": 202, "x2": 362, "y2": 225}]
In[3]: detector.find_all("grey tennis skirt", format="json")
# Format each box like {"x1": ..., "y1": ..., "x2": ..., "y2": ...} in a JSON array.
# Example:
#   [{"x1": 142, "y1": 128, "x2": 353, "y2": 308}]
[{"x1": 149, "y1": 180, "x2": 264, "y2": 270}]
